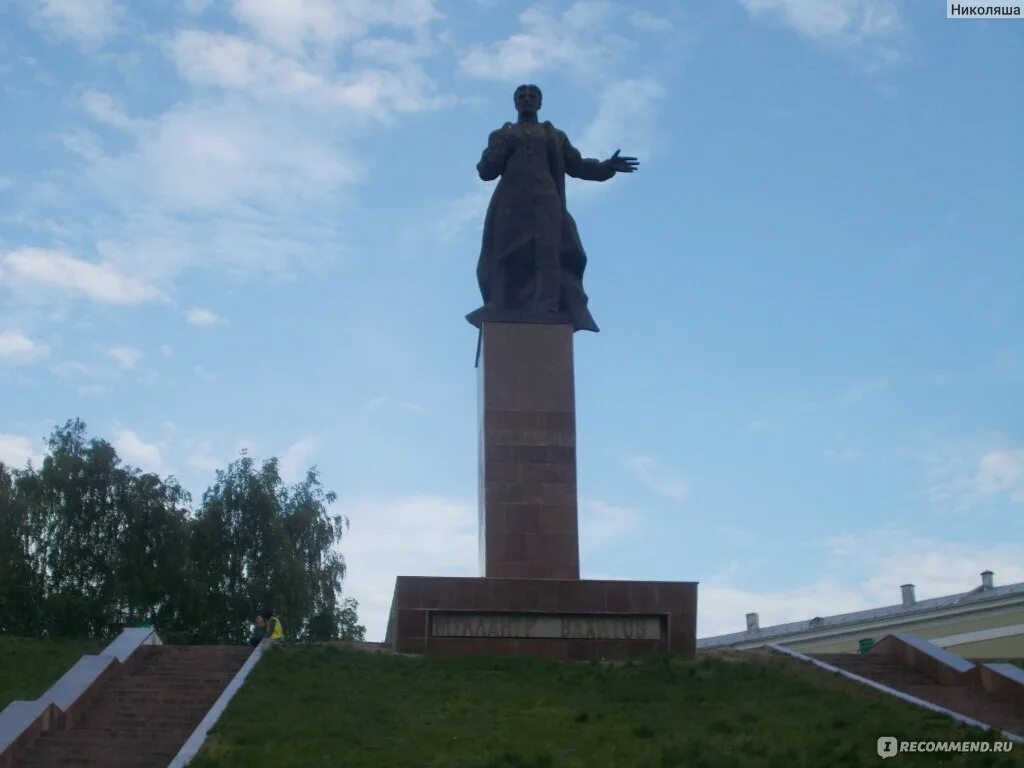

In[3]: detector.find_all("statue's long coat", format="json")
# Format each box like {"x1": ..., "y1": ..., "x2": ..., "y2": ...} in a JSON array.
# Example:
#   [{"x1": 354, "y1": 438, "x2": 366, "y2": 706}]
[{"x1": 474, "y1": 121, "x2": 613, "y2": 332}]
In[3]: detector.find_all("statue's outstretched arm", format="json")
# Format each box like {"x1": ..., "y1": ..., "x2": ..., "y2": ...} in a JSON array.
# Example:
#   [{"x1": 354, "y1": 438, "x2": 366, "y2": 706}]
[
  {"x1": 563, "y1": 135, "x2": 615, "y2": 182},
  {"x1": 477, "y1": 126, "x2": 512, "y2": 181},
  {"x1": 564, "y1": 137, "x2": 639, "y2": 180}
]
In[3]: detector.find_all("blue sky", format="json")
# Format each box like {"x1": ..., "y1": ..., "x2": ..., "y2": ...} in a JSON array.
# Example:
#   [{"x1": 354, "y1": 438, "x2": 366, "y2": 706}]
[{"x1": 1, "y1": 0, "x2": 1022, "y2": 641}]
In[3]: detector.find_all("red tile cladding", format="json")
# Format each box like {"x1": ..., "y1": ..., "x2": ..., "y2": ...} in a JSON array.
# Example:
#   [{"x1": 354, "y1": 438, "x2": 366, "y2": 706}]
[
  {"x1": 480, "y1": 323, "x2": 580, "y2": 580},
  {"x1": 388, "y1": 576, "x2": 697, "y2": 659}
]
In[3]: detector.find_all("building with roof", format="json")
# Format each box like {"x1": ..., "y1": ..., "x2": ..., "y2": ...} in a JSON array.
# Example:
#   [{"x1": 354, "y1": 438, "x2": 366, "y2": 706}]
[{"x1": 698, "y1": 570, "x2": 1024, "y2": 658}]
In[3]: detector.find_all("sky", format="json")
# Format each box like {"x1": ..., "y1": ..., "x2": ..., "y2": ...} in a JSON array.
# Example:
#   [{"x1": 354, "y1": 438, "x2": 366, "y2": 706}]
[{"x1": 1, "y1": 0, "x2": 1022, "y2": 642}]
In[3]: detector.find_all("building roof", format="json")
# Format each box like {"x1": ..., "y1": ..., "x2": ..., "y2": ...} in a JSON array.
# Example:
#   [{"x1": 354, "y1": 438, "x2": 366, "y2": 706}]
[{"x1": 697, "y1": 581, "x2": 1024, "y2": 649}]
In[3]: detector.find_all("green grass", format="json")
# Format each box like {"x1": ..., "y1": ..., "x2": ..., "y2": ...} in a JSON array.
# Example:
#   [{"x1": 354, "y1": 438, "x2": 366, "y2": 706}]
[
  {"x1": 192, "y1": 648, "x2": 1023, "y2": 768},
  {"x1": 0, "y1": 635, "x2": 102, "y2": 710}
]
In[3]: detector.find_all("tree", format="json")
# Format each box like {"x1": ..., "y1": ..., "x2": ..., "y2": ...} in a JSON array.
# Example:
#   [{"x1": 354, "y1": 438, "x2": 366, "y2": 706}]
[
  {"x1": 0, "y1": 462, "x2": 43, "y2": 635},
  {"x1": 0, "y1": 420, "x2": 362, "y2": 644},
  {"x1": 337, "y1": 597, "x2": 367, "y2": 641},
  {"x1": 189, "y1": 456, "x2": 358, "y2": 643},
  {"x1": 2, "y1": 420, "x2": 194, "y2": 638}
]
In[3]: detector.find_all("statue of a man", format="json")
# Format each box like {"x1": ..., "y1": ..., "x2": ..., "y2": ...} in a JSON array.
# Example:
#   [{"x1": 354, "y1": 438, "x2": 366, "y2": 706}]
[{"x1": 466, "y1": 84, "x2": 638, "y2": 333}]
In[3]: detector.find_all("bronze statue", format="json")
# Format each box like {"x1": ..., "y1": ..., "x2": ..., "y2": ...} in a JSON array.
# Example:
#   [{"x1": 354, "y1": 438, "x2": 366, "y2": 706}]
[{"x1": 466, "y1": 84, "x2": 638, "y2": 333}]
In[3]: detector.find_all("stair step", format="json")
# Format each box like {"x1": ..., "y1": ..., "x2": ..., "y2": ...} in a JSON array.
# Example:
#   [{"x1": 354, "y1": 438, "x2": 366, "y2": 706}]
[
  {"x1": 17, "y1": 644, "x2": 251, "y2": 768},
  {"x1": 811, "y1": 651, "x2": 1024, "y2": 735}
]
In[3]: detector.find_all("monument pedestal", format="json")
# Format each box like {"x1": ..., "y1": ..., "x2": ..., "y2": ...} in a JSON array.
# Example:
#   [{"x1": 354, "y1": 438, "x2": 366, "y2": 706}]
[
  {"x1": 478, "y1": 322, "x2": 579, "y2": 580},
  {"x1": 386, "y1": 576, "x2": 696, "y2": 659},
  {"x1": 386, "y1": 322, "x2": 698, "y2": 659}
]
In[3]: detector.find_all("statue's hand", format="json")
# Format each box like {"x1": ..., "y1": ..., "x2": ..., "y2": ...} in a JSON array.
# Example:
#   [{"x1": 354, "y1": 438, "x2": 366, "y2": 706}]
[
  {"x1": 487, "y1": 125, "x2": 516, "y2": 157},
  {"x1": 604, "y1": 149, "x2": 639, "y2": 173}
]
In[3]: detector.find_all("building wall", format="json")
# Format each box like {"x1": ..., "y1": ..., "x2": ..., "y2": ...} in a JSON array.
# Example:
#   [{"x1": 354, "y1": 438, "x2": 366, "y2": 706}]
[
  {"x1": 948, "y1": 635, "x2": 1024, "y2": 659},
  {"x1": 779, "y1": 605, "x2": 1024, "y2": 655}
]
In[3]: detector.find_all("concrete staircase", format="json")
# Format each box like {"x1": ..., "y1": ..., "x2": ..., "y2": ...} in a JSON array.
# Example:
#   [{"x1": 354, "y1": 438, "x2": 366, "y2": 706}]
[
  {"x1": 18, "y1": 645, "x2": 252, "y2": 768},
  {"x1": 815, "y1": 652, "x2": 1024, "y2": 736}
]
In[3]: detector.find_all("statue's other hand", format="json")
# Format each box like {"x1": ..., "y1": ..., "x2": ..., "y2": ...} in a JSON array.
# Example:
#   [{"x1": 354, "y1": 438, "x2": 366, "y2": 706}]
[{"x1": 604, "y1": 149, "x2": 639, "y2": 173}]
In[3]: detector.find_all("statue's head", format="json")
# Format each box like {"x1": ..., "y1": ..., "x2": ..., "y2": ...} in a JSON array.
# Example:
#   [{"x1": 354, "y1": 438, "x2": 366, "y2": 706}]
[{"x1": 513, "y1": 84, "x2": 542, "y2": 114}]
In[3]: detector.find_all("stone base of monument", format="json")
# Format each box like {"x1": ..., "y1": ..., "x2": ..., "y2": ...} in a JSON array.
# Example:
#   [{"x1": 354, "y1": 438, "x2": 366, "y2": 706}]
[
  {"x1": 383, "y1": 322, "x2": 698, "y2": 660},
  {"x1": 385, "y1": 576, "x2": 697, "y2": 660}
]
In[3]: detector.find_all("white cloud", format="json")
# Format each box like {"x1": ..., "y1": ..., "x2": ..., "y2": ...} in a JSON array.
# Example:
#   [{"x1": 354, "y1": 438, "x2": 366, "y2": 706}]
[
  {"x1": 171, "y1": 31, "x2": 327, "y2": 96},
  {"x1": 106, "y1": 345, "x2": 141, "y2": 369},
  {"x1": 976, "y1": 449, "x2": 1024, "y2": 502},
  {"x1": 459, "y1": 3, "x2": 637, "y2": 82},
  {"x1": 53, "y1": 99, "x2": 358, "y2": 286},
  {"x1": 700, "y1": 579, "x2": 869, "y2": 637},
  {"x1": 182, "y1": 0, "x2": 213, "y2": 14},
  {"x1": 742, "y1": 0, "x2": 900, "y2": 40},
  {"x1": 353, "y1": 35, "x2": 437, "y2": 65},
  {"x1": 823, "y1": 532, "x2": 1024, "y2": 605},
  {"x1": 50, "y1": 360, "x2": 94, "y2": 379},
  {"x1": 185, "y1": 307, "x2": 225, "y2": 326},
  {"x1": 629, "y1": 10, "x2": 674, "y2": 31},
  {"x1": 0, "y1": 330, "x2": 50, "y2": 365},
  {"x1": 230, "y1": 0, "x2": 441, "y2": 51},
  {"x1": 33, "y1": 0, "x2": 122, "y2": 48},
  {"x1": 624, "y1": 455, "x2": 688, "y2": 501},
  {"x1": 0, "y1": 248, "x2": 162, "y2": 304},
  {"x1": 427, "y1": 186, "x2": 491, "y2": 244},
  {"x1": 169, "y1": 31, "x2": 447, "y2": 118},
  {"x1": 700, "y1": 533, "x2": 1024, "y2": 637},
  {"x1": 279, "y1": 437, "x2": 318, "y2": 483},
  {"x1": 577, "y1": 78, "x2": 664, "y2": 160},
  {"x1": 160, "y1": 344, "x2": 173, "y2": 357},
  {"x1": 14, "y1": 3, "x2": 447, "y2": 308},
  {"x1": 343, "y1": 494, "x2": 476, "y2": 641},
  {"x1": 580, "y1": 499, "x2": 642, "y2": 551},
  {"x1": 114, "y1": 428, "x2": 165, "y2": 473},
  {"x1": 82, "y1": 90, "x2": 138, "y2": 132},
  {"x1": 740, "y1": 0, "x2": 902, "y2": 55},
  {"x1": 58, "y1": 129, "x2": 104, "y2": 162},
  {"x1": 187, "y1": 443, "x2": 222, "y2": 472},
  {"x1": 922, "y1": 439, "x2": 1024, "y2": 512},
  {"x1": 0, "y1": 433, "x2": 45, "y2": 469},
  {"x1": 93, "y1": 209, "x2": 331, "y2": 289},
  {"x1": 563, "y1": 0, "x2": 616, "y2": 28},
  {"x1": 93, "y1": 102, "x2": 356, "y2": 213}
]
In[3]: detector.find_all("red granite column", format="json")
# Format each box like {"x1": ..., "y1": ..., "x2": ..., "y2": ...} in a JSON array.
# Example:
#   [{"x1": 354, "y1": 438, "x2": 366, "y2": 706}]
[{"x1": 478, "y1": 322, "x2": 579, "y2": 579}]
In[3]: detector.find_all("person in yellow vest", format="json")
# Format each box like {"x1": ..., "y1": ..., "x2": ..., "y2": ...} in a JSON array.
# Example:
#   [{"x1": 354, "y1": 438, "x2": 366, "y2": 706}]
[{"x1": 261, "y1": 608, "x2": 284, "y2": 642}]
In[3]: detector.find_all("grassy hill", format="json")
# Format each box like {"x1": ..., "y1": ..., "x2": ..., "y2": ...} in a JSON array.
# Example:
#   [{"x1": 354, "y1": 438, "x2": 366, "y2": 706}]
[
  {"x1": 0, "y1": 636, "x2": 102, "y2": 710},
  {"x1": 191, "y1": 646, "x2": 1021, "y2": 768}
]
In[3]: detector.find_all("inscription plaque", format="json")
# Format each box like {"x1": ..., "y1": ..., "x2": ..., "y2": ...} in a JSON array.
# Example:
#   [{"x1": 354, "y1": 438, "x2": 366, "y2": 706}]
[{"x1": 431, "y1": 612, "x2": 663, "y2": 641}]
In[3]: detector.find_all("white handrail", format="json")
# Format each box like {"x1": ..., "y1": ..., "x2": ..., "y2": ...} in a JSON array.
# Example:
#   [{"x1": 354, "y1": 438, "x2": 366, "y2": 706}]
[
  {"x1": 767, "y1": 643, "x2": 1024, "y2": 744},
  {"x1": 166, "y1": 639, "x2": 270, "y2": 768}
]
